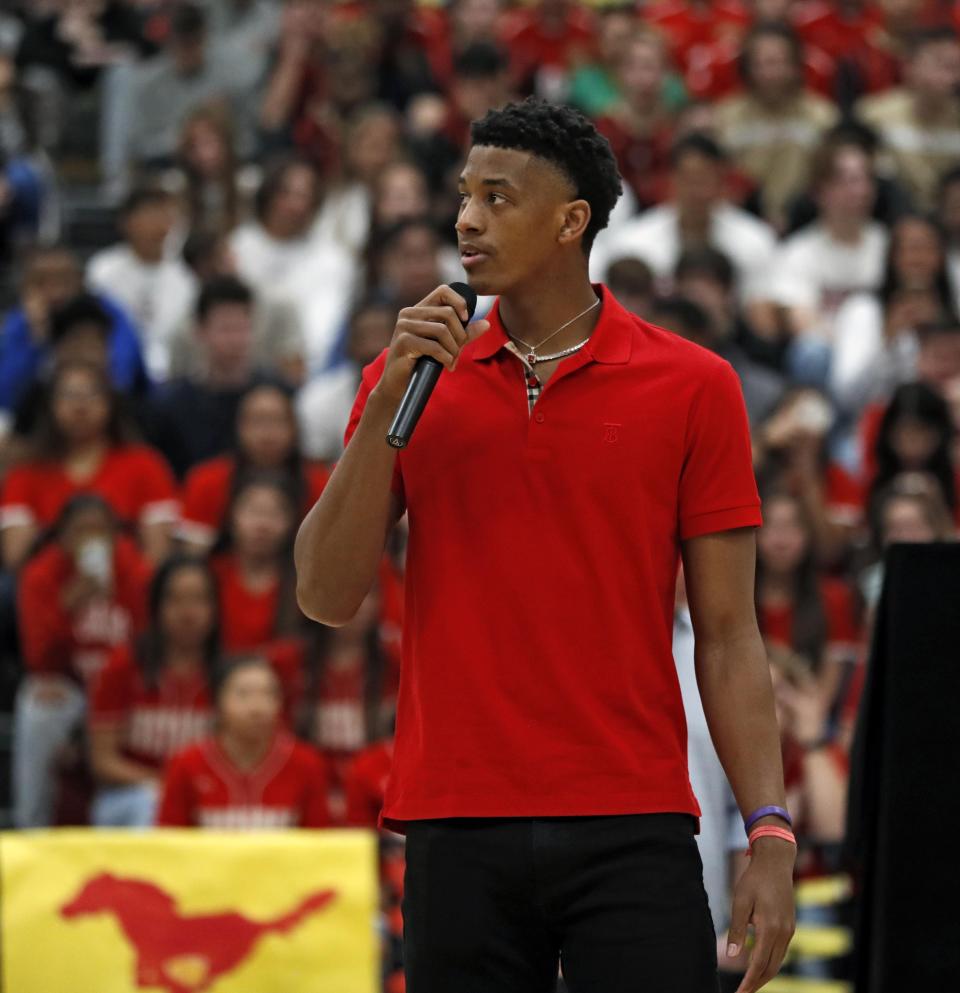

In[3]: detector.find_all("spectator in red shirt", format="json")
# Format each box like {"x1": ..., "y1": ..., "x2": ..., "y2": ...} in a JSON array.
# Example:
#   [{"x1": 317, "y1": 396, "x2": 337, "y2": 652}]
[
  {"x1": 596, "y1": 31, "x2": 677, "y2": 208},
  {"x1": 767, "y1": 643, "x2": 849, "y2": 851},
  {"x1": 498, "y1": 0, "x2": 596, "y2": 99},
  {"x1": 299, "y1": 587, "x2": 395, "y2": 812},
  {"x1": 158, "y1": 654, "x2": 331, "y2": 828},
  {"x1": 12, "y1": 494, "x2": 150, "y2": 827},
  {"x1": 209, "y1": 470, "x2": 309, "y2": 710},
  {"x1": 755, "y1": 490, "x2": 864, "y2": 713},
  {"x1": 1, "y1": 359, "x2": 178, "y2": 569},
  {"x1": 87, "y1": 555, "x2": 219, "y2": 826},
  {"x1": 645, "y1": 0, "x2": 750, "y2": 100},
  {"x1": 755, "y1": 387, "x2": 866, "y2": 564},
  {"x1": 179, "y1": 380, "x2": 329, "y2": 553}
]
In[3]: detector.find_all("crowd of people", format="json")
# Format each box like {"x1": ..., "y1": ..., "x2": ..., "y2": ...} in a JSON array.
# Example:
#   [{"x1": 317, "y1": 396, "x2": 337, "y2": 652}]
[{"x1": 1, "y1": 0, "x2": 959, "y2": 988}]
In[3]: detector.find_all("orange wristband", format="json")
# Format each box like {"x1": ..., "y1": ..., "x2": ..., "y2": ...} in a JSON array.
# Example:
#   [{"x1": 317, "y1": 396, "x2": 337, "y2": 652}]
[{"x1": 747, "y1": 825, "x2": 797, "y2": 855}]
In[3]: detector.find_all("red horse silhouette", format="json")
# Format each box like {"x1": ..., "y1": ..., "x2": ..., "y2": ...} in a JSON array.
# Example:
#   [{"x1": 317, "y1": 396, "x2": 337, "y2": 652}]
[{"x1": 61, "y1": 872, "x2": 337, "y2": 993}]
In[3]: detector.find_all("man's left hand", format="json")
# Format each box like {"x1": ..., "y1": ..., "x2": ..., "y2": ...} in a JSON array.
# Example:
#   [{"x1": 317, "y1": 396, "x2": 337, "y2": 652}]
[{"x1": 726, "y1": 843, "x2": 796, "y2": 993}]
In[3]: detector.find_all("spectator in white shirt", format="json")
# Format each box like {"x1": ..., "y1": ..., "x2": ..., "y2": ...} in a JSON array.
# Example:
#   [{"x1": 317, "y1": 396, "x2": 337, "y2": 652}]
[
  {"x1": 230, "y1": 155, "x2": 358, "y2": 376},
  {"x1": 768, "y1": 136, "x2": 889, "y2": 387},
  {"x1": 830, "y1": 214, "x2": 959, "y2": 416},
  {"x1": 86, "y1": 186, "x2": 195, "y2": 382},
  {"x1": 297, "y1": 295, "x2": 397, "y2": 462},
  {"x1": 590, "y1": 132, "x2": 776, "y2": 304}
]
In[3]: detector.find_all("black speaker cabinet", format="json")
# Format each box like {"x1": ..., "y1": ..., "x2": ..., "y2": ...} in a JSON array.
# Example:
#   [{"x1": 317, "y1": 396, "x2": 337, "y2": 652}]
[{"x1": 846, "y1": 543, "x2": 960, "y2": 991}]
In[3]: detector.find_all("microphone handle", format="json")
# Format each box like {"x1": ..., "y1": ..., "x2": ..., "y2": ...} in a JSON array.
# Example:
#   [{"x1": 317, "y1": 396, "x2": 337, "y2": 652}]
[{"x1": 386, "y1": 355, "x2": 444, "y2": 449}]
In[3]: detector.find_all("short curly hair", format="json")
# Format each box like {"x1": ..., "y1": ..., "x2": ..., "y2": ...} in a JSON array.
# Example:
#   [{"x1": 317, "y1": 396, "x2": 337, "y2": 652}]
[{"x1": 470, "y1": 98, "x2": 622, "y2": 253}]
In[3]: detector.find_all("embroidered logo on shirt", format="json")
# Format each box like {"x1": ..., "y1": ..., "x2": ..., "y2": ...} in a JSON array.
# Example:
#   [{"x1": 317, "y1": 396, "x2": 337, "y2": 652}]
[{"x1": 602, "y1": 423, "x2": 621, "y2": 444}]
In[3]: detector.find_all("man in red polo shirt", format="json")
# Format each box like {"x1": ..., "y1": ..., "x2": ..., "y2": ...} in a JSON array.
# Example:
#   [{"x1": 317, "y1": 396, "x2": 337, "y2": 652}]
[{"x1": 296, "y1": 99, "x2": 795, "y2": 993}]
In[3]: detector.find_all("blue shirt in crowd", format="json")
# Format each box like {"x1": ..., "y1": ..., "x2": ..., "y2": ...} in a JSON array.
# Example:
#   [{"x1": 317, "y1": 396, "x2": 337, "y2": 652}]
[{"x1": 0, "y1": 293, "x2": 151, "y2": 413}]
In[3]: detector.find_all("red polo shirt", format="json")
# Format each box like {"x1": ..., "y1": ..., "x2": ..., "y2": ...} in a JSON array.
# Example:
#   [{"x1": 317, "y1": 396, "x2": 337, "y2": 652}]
[{"x1": 344, "y1": 286, "x2": 762, "y2": 831}]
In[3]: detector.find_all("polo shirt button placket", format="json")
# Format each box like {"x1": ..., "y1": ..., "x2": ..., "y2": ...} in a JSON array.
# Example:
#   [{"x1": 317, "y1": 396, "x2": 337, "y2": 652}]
[{"x1": 534, "y1": 412, "x2": 545, "y2": 424}]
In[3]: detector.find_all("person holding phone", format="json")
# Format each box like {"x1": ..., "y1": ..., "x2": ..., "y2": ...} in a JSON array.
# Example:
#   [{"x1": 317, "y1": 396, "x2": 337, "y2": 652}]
[
  {"x1": 87, "y1": 556, "x2": 220, "y2": 827},
  {"x1": 13, "y1": 494, "x2": 150, "y2": 827},
  {"x1": 295, "y1": 98, "x2": 795, "y2": 993}
]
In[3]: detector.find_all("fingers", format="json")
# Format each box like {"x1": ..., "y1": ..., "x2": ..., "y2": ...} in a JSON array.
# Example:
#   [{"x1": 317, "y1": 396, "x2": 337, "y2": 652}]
[
  {"x1": 734, "y1": 915, "x2": 795, "y2": 993},
  {"x1": 419, "y1": 284, "x2": 475, "y2": 325},
  {"x1": 726, "y1": 888, "x2": 752, "y2": 961},
  {"x1": 735, "y1": 924, "x2": 773, "y2": 993},
  {"x1": 393, "y1": 302, "x2": 490, "y2": 372},
  {"x1": 394, "y1": 329, "x2": 457, "y2": 371}
]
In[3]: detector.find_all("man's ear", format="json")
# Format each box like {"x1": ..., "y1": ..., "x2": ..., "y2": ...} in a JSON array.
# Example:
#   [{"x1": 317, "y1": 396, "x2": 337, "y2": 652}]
[{"x1": 558, "y1": 199, "x2": 592, "y2": 247}]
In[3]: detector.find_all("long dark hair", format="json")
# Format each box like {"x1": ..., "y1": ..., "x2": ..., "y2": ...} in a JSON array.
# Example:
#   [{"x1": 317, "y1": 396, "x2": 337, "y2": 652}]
[
  {"x1": 177, "y1": 105, "x2": 241, "y2": 235},
  {"x1": 135, "y1": 555, "x2": 221, "y2": 692},
  {"x1": 215, "y1": 469, "x2": 305, "y2": 640},
  {"x1": 878, "y1": 214, "x2": 958, "y2": 318},
  {"x1": 869, "y1": 382, "x2": 957, "y2": 518},
  {"x1": 230, "y1": 379, "x2": 308, "y2": 515},
  {"x1": 31, "y1": 360, "x2": 139, "y2": 460},
  {"x1": 755, "y1": 491, "x2": 828, "y2": 671}
]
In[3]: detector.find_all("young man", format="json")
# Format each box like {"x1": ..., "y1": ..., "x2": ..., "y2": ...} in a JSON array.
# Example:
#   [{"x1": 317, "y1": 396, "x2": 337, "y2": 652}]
[
  {"x1": 86, "y1": 185, "x2": 195, "y2": 380},
  {"x1": 295, "y1": 98, "x2": 795, "y2": 993},
  {"x1": 142, "y1": 275, "x2": 263, "y2": 478}
]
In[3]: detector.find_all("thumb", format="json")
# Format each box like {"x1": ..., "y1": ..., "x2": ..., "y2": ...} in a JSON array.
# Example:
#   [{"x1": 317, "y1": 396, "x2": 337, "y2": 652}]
[{"x1": 726, "y1": 888, "x2": 752, "y2": 958}]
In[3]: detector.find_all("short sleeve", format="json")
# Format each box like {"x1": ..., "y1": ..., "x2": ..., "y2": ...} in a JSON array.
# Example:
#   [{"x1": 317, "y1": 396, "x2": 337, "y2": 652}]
[
  {"x1": 131, "y1": 446, "x2": 180, "y2": 525},
  {"x1": 678, "y1": 361, "x2": 762, "y2": 540},
  {"x1": 0, "y1": 464, "x2": 38, "y2": 529},
  {"x1": 343, "y1": 349, "x2": 405, "y2": 508}
]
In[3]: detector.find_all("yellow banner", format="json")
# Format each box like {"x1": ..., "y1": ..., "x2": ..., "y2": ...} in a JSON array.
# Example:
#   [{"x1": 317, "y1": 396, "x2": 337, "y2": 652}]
[{"x1": 1, "y1": 829, "x2": 380, "y2": 993}]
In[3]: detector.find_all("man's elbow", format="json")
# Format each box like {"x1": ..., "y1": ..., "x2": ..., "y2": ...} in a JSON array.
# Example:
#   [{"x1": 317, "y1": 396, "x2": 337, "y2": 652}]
[{"x1": 296, "y1": 581, "x2": 356, "y2": 628}]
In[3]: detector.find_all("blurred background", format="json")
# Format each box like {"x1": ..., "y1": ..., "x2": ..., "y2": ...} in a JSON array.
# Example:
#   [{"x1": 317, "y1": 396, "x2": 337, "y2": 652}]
[{"x1": 1, "y1": 1, "x2": 959, "y2": 990}]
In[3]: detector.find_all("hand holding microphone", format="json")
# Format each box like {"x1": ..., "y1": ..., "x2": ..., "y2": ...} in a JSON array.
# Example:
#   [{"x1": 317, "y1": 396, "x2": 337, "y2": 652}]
[{"x1": 378, "y1": 283, "x2": 488, "y2": 448}]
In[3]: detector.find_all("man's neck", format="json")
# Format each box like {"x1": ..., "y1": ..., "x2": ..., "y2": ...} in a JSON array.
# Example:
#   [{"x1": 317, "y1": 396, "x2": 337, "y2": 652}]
[
  {"x1": 497, "y1": 269, "x2": 601, "y2": 354},
  {"x1": 219, "y1": 730, "x2": 273, "y2": 772}
]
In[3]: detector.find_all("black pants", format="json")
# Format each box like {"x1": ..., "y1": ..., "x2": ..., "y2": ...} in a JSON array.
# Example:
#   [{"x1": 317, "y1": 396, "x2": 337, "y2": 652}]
[{"x1": 402, "y1": 812, "x2": 720, "y2": 993}]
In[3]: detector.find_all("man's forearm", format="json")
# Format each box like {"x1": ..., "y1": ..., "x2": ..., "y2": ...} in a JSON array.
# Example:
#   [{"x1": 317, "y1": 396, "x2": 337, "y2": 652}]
[
  {"x1": 695, "y1": 626, "x2": 789, "y2": 839},
  {"x1": 294, "y1": 387, "x2": 401, "y2": 625}
]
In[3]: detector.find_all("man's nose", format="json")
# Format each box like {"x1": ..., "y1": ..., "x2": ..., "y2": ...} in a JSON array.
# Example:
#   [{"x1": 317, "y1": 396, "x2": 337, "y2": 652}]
[{"x1": 456, "y1": 197, "x2": 483, "y2": 234}]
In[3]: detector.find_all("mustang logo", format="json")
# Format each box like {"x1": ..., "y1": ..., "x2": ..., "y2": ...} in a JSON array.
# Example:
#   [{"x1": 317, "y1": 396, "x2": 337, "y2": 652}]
[{"x1": 61, "y1": 872, "x2": 337, "y2": 993}]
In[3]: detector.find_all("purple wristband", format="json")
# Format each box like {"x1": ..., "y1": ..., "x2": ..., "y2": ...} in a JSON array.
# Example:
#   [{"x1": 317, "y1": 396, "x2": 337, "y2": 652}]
[{"x1": 744, "y1": 805, "x2": 793, "y2": 834}]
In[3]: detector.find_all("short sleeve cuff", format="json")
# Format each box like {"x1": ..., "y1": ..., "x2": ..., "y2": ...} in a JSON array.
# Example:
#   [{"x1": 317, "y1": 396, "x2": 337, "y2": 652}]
[
  {"x1": 680, "y1": 504, "x2": 762, "y2": 541},
  {"x1": 0, "y1": 505, "x2": 37, "y2": 530}
]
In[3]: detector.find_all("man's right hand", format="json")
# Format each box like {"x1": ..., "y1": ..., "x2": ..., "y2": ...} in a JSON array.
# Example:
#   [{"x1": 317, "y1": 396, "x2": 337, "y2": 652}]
[{"x1": 373, "y1": 285, "x2": 490, "y2": 406}]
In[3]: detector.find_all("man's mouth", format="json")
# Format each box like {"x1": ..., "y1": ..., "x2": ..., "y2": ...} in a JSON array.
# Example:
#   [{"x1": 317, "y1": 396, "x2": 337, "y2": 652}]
[{"x1": 460, "y1": 246, "x2": 490, "y2": 268}]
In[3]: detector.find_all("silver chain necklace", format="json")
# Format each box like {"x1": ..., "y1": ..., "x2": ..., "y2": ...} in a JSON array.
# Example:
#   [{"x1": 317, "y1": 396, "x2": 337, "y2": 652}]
[{"x1": 506, "y1": 296, "x2": 600, "y2": 366}]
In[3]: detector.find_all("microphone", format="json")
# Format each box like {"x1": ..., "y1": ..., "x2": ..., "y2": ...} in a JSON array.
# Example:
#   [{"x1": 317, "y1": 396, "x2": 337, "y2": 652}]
[{"x1": 386, "y1": 282, "x2": 478, "y2": 449}]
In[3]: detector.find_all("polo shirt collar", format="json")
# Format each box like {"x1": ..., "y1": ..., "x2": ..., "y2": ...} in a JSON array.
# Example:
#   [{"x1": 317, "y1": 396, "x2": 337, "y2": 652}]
[{"x1": 471, "y1": 284, "x2": 633, "y2": 365}]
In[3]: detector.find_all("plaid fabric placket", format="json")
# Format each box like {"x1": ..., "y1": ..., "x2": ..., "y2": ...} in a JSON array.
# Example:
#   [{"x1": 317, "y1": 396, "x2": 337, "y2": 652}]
[{"x1": 504, "y1": 341, "x2": 543, "y2": 415}]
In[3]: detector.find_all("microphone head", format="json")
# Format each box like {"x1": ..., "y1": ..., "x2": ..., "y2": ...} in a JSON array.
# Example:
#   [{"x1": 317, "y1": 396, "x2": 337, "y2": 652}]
[{"x1": 448, "y1": 281, "x2": 478, "y2": 322}]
